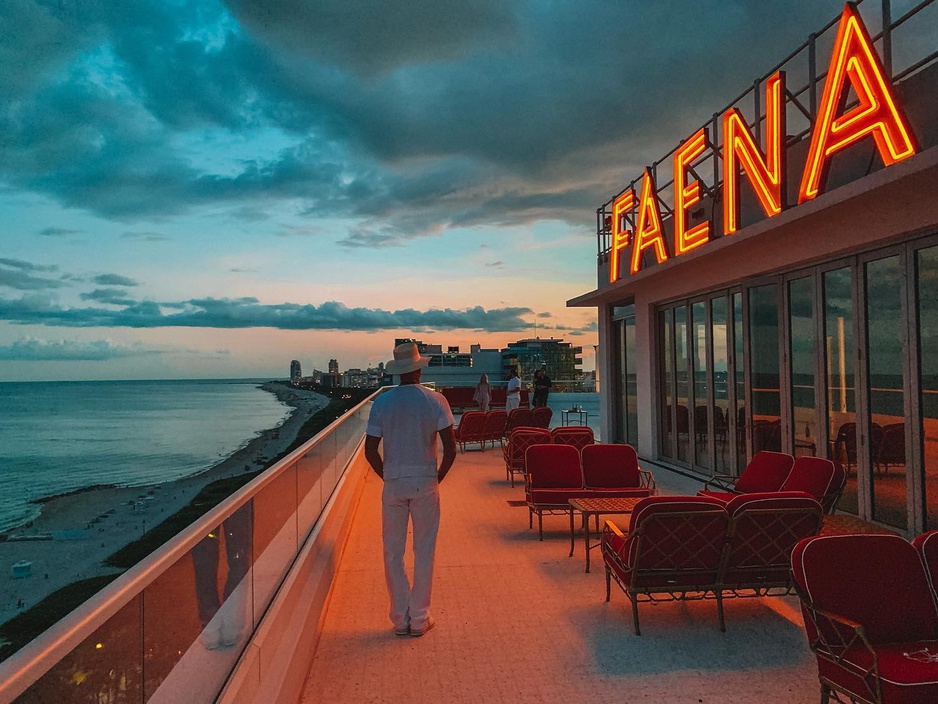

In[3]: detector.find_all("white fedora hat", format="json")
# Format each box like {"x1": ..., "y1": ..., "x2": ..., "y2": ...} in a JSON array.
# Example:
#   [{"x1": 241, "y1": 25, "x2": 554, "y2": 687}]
[{"x1": 385, "y1": 342, "x2": 432, "y2": 375}]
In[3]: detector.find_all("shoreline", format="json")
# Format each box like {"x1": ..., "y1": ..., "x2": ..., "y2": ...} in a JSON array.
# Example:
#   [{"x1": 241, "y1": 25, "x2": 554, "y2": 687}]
[{"x1": 0, "y1": 381, "x2": 329, "y2": 625}]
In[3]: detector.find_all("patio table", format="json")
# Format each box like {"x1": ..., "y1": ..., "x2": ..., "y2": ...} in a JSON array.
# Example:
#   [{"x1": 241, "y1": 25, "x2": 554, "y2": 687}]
[{"x1": 568, "y1": 496, "x2": 644, "y2": 573}]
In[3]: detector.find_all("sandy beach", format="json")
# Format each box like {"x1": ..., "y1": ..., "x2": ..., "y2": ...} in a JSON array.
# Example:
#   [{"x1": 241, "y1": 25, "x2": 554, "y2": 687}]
[{"x1": 0, "y1": 382, "x2": 329, "y2": 628}]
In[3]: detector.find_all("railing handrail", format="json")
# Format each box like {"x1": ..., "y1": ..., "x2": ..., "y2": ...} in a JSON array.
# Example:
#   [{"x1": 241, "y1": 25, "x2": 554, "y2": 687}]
[{"x1": 0, "y1": 387, "x2": 381, "y2": 699}]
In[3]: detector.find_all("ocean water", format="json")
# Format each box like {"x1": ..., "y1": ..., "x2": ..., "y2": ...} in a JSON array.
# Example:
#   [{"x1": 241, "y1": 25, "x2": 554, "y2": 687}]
[
  {"x1": 545, "y1": 392, "x2": 601, "y2": 438},
  {"x1": 0, "y1": 379, "x2": 291, "y2": 532}
]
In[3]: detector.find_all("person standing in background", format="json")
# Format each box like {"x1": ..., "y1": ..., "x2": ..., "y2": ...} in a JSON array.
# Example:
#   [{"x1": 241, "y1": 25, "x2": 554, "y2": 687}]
[
  {"x1": 365, "y1": 342, "x2": 457, "y2": 638},
  {"x1": 505, "y1": 367, "x2": 522, "y2": 411},
  {"x1": 472, "y1": 373, "x2": 492, "y2": 412},
  {"x1": 533, "y1": 367, "x2": 552, "y2": 408}
]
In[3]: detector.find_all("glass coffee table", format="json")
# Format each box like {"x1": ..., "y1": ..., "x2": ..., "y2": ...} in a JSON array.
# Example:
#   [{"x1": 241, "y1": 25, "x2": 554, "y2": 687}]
[{"x1": 568, "y1": 496, "x2": 645, "y2": 573}]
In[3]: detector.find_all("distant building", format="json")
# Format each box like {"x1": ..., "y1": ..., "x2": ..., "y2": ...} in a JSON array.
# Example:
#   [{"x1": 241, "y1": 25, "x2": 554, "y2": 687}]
[
  {"x1": 320, "y1": 372, "x2": 341, "y2": 388},
  {"x1": 328, "y1": 358, "x2": 339, "y2": 375},
  {"x1": 502, "y1": 337, "x2": 582, "y2": 391},
  {"x1": 342, "y1": 368, "x2": 370, "y2": 388},
  {"x1": 290, "y1": 360, "x2": 302, "y2": 382},
  {"x1": 389, "y1": 339, "x2": 502, "y2": 387}
]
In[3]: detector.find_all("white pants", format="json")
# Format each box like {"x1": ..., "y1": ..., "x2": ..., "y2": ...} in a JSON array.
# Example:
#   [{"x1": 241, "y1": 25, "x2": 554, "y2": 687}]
[
  {"x1": 505, "y1": 394, "x2": 521, "y2": 412},
  {"x1": 381, "y1": 476, "x2": 441, "y2": 631}
]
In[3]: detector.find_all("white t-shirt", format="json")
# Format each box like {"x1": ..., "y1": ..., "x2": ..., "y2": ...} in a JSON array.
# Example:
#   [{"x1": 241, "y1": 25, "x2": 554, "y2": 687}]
[
  {"x1": 366, "y1": 384, "x2": 455, "y2": 480},
  {"x1": 507, "y1": 376, "x2": 521, "y2": 394}
]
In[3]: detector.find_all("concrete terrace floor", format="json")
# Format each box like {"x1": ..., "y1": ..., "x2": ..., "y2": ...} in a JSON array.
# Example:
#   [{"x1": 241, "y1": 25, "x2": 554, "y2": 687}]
[{"x1": 300, "y1": 448, "x2": 822, "y2": 704}]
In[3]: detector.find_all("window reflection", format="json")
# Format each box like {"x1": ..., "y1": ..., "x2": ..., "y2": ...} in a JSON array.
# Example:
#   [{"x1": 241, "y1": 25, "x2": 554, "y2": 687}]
[
  {"x1": 918, "y1": 247, "x2": 938, "y2": 529},
  {"x1": 789, "y1": 277, "x2": 817, "y2": 457},
  {"x1": 824, "y1": 267, "x2": 858, "y2": 514},
  {"x1": 734, "y1": 292, "x2": 746, "y2": 472},
  {"x1": 660, "y1": 309, "x2": 674, "y2": 458},
  {"x1": 865, "y1": 256, "x2": 907, "y2": 529},
  {"x1": 675, "y1": 305, "x2": 690, "y2": 463},
  {"x1": 712, "y1": 297, "x2": 730, "y2": 474},
  {"x1": 692, "y1": 301, "x2": 711, "y2": 471},
  {"x1": 749, "y1": 285, "x2": 781, "y2": 452}
]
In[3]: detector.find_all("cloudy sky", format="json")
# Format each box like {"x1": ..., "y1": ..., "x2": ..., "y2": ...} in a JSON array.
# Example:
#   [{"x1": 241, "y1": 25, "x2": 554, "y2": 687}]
[{"x1": 0, "y1": 0, "x2": 852, "y2": 381}]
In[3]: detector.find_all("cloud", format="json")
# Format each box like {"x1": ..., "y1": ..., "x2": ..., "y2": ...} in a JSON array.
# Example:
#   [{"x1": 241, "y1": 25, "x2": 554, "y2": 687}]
[
  {"x1": 485, "y1": 261, "x2": 504, "y2": 268},
  {"x1": 92, "y1": 273, "x2": 139, "y2": 287},
  {"x1": 0, "y1": 337, "x2": 163, "y2": 361},
  {"x1": 38, "y1": 227, "x2": 82, "y2": 237},
  {"x1": 0, "y1": 258, "x2": 57, "y2": 273},
  {"x1": 0, "y1": 0, "x2": 848, "y2": 238},
  {"x1": 0, "y1": 295, "x2": 535, "y2": 332},
  {"x1": 121, "y1": 231, "x2": 170, "y2": 242},
  {"x1": 537, "y1": 312, "x2": 552, "y2": 318},
  {"x1": 0, "y1": 259, "x2": 64, "y2": 290},
  {"x1": 80, "y1": 288, "x2": 138, "y2": 306}
]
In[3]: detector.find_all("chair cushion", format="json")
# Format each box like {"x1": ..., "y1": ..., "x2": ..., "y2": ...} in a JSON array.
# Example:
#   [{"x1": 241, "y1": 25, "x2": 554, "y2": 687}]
[
  {"x1": 526, "y1": 444, "x2": 582, "y2": 489},
  {"x1": 734, "y1": 451, "x2": 794, "y2": 493},
  {"x1": 816, "y1": 640, "x2": 938, "y2": 704},
  {"x1": 722, "y1": 492, "x2": 821, "y2": 587},
  {"x1": 780, "y1": 457, "x2": 837, "y2": 502},
  {"x1": 581, "y1": 444, "x2": 640, "y2": 488},
  {"x1": 792, "y1": 534, "x2": 938, "y2": 644},
  {"x1": 527, "y1": 488, "x2": 599, "y2": 505}
]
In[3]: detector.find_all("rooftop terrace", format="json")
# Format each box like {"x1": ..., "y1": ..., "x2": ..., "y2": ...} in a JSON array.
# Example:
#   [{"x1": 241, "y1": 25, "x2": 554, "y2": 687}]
[{"x1": 300, "y1": 447, "x2": 821, "y2": 704}]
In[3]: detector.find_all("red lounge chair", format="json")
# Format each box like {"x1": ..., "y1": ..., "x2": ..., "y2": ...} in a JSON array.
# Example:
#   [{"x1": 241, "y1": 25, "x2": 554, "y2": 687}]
[
  {"x1": 698, "y1": 450, "x2": 794, "y2": 503},
  {"x1": 581, "y1": 444, "x2": 655, "y2": 498},
  {"x1": 525, "y1": 444, "x2": 593, "y2": 540},
  {"x1": 722, "y1": 492, "x2": 822, "y2": 599},
  {"x1": 502, "y1": 427, "x2": 551, "y2": 488},
  {"x1": 481, "y1": 410, "x2": 508, "y2": 450},
  {"x1": 602, "y1": 496, "x2": 729, "y2": 635},
  {"x1": 506, "y1": 408, "x2": 536, "y2": 436},
  {"x1": 877, "y1": 422, "x2": 906, "y2": 474},
  {"x1": 550, "y1": 426, "x2": 595, "y2": 452},
  {"x1": 779, "y1": 456, "x2": 846, "y2": 514},
  {"x1": 531, "y1": 406, "x2": 553, "y2": 429},
  {"x1": 454, "y1": 411, "x2": 486, "y2": 452},
  {"x1": 793, "y1": 533, "x2": 938, "y2": 704}
]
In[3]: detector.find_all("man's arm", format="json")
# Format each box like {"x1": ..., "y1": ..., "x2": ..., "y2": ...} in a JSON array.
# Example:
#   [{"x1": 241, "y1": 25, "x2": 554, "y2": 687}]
[
  {"x1": 436, "y1": 425, "x2": 457, "y2": 483},
  {"x1": 364, "y1": 434, "x2": 384, "y2": 479}
]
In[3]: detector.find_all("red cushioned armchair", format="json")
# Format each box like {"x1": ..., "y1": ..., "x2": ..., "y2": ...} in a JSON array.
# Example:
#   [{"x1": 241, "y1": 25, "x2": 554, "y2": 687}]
[
  {"x1": 602, "y1": 496, "x2": 729, "y2": 635},
  {"x1": 550, "y1": 425, "x2": 595, "y2": 452},
  {"x1": 792, "y1": 533, "x2": 938, "y2": 704},
  {"x1": 502, "y1": 427, "x2": 551, "y2": 488},
  {"x1": 454, "y1": 411, "x2": 486, "y2": 452},
  {"x1": 525, "y1": 444, "x2": 594, "y2": 540},
  {"x1": 480, "y1": 410, "x2": 508, "y2": 450},
  {"x1": 698, "y1": 450, "x2": 794, "y2": 503},
  {"x1": 581, "y1": 444, "x2": 655, "y2": 498},
  {"x1": 780, "y1": 456, "x2": 847, "y2": 515}
]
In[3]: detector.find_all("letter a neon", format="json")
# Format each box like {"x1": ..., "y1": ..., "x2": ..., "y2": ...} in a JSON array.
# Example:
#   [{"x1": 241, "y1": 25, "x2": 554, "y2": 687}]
[
  {"x1": 799, "y1": 2, "x2": 917, "y2": 204},
  {"x1": 609, "y1": 189, "x2": 634, "y2": 282},
  {"x1": 630, "y1": 169, "x2": 670, "y2": 275},
  {"x1": 723, "y1": 71, "x2": 786, "y2": 234}
]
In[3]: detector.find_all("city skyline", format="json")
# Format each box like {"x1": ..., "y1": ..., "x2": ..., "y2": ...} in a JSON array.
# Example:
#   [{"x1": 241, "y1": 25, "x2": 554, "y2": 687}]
[{"x1": 0, "y1": 1, "x2": 847, "y2": 381}]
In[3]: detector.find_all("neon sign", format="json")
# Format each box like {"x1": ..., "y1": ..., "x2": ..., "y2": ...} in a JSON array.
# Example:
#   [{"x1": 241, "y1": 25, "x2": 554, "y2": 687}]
[{"x1": 609, "y1": 2, "x2": 918, "y2": 283}]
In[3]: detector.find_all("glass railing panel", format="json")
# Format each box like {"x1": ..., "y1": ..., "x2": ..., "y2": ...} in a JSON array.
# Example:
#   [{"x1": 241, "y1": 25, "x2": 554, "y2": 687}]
[
  {"x1": 14, "y1": 595, "x2": 144, "y2": 704},
  {"x1": 250, "y1": 465, "x2": 298, "y2": 624},
  {"x1": 142, "y1": 501, "x2": 253, "y2": 702},
  {"x1": 320, "y1": 431, "x2": 339, "y2": 504},
  {"x1": 296, "y1": 444, "x2": 325, "y2": 541}
]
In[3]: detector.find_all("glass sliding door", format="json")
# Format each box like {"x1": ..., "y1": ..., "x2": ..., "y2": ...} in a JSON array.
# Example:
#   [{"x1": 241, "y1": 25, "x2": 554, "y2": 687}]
[
  {"x1": 789, "y1": 276, "x2": 818, "y2": 457},
  {"x1": 712, "y1": 296, "x2": 731, "y2": 474},
  {"x1": 749, "y1": 284, "x2": 782, "y2": 452},
  {"x1": 625, "y1": 316, "x2": 638, "y2": 446},
  {"x1": 613, "y1": 306, "x2": 639, "y2": 447},
  {"x1": 917, "y1": 246, "x2": 938, "y2": 529},
  {"x1": 675, "y1": 305, "x2": 690, "y2": 463},
  {"x1": 692, "y1": 300, "x2": 711, "y2": 472},
  {"x1": 660, "y1": 309, "x2": 674, "y2": 459},
  {"x1": 823, "y1": 267, "x2": 858, "y2": 514},
  {"x1": 734, "y1": 291, "x2": 746, "y2": 472},
  {"x1": 864, "y1": 256, "x2": 908, "y2": 530}
]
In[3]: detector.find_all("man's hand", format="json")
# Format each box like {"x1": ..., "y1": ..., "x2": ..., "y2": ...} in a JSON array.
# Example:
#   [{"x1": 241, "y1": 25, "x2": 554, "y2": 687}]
[
  {"x1": 365, "y1": 435, "x2": 384, "y2": 480},
  {"x1": 437, "y1": 426, "x2": 457, "y2": 483}
]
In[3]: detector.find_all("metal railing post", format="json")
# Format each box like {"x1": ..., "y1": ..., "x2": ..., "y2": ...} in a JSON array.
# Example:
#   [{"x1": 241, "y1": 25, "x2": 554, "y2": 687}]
[
  {"x1": 808, "y1": 33, "x2": 817, "y2": 119},
  {"x1": 882, "y1": 0, "x2": 893, "y2": 76}
]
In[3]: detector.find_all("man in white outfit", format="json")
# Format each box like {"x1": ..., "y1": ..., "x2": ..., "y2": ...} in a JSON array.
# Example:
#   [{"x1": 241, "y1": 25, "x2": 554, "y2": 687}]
[
  {"x1": 505, "y1": 367, "x2": 522, "y2": 411},
  {"x1": 365, "y1": 342, "x2": 457, "y2": 637}
]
